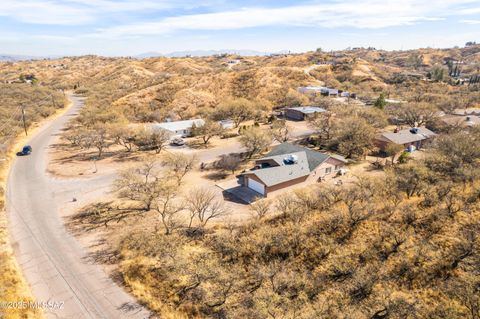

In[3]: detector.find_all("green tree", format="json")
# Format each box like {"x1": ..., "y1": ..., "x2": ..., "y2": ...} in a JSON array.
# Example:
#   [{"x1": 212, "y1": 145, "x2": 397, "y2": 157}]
[
  {"x1": 407, "y1": 53, "x2": 424, "y2": 69},
  {"x1": 429, "y1": 65, "x2": 446, "y2": 82},
  {"x1": 374, "y1": 93, "x2": 387, "y2": 110}
]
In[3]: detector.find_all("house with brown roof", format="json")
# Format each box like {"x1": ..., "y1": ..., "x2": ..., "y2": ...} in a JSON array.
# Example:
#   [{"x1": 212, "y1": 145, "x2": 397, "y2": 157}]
[
  {"x1": 239, "y1": 143, "x2": 347, "y2": 197},
  {"x1": 375, "y1": 127, "x2": 436, "y2": 152}
]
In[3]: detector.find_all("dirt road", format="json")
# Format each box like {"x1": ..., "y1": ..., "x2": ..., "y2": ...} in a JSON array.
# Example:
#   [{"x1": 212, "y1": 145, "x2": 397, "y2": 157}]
[{"x1": 6, "y1": 94, "x2": 150, "y2": 319}]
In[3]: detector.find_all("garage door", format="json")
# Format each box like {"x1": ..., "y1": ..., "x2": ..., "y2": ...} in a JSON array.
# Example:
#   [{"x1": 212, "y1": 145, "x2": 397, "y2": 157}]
[{"x1": 248, "y1": 178, "x2": 265, "y2": 195}]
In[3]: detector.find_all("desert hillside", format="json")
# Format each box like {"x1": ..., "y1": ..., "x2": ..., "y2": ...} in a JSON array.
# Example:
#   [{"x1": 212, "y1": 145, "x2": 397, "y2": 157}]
[
  {"x1": 1, "y1": 45, "x2": 480, "y2": 319},
  {"x1": 1, "y1": 45, "x2": 479, "y2": 128}
]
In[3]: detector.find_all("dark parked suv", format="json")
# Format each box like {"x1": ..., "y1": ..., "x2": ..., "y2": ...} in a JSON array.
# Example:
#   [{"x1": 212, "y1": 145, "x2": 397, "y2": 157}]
[{"x1": 17, "y1": 145, "x2": 32, "y2": 156}]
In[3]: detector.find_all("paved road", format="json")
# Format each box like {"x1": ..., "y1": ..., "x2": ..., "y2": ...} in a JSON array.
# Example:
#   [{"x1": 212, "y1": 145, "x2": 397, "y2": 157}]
[{"x1": 6, "y1": 94, "x2": 151, "y2": 319}]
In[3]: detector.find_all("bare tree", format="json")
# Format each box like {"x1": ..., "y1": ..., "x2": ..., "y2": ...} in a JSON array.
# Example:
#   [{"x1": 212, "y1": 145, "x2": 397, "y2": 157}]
[
  {"x1": 308, "y1": 111, "x2": 336, "y2": 147},
  {"x1": 184, "y1": 187, "x2": 227, "y2": 227},
  {"x1": 214, "y1": 98, "x2": 255, "y2": 127},
  {"x1": 250, "y1": 198, "x2": 271, "y2": 220},
  {"x1": 83, "y1": 124, "x2": 112, "y2": 158},
  {"x1": 133, "y1": 128, "x2": 171, "y2": 154},
  {"x1": 152, "y1": 180, "x2": 184, "y2": 235},
  {"x1": 114, "y1": 160, "x2": 162, "y2": 211},
  {"x1": 392, "y1": 102, "x2": 439, "y2": 127},
  {"x1": 64, "y1": 126, "x2": 88, "y2": 147},
  {"x1": 240, "y1": 127, "x2": 272, "y2": 158},
  {"x1": 114, "y1": 160, "x2": 185, "y2": 234},
  {"x1": 271, "y1": 120, "x2": 290, "y2": 143},
  {"x1": 193, "y1": 120, "x2": 224, "y2": 145},
  {"x1": 333, "y1": 117, "x2": 376, "y2": 159},
  {"x1": 109, "y1": 124, "x2": 137, "y2": 152},
  {"x1": 162, "y1": 153, "x2": 197, "y2": 185},
  {"x1": 213, "y1": 154, "x2": 242, "y2": 175}
]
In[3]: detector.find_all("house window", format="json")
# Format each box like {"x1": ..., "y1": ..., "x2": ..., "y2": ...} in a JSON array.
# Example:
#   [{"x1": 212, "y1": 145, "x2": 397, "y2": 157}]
[
  {"x1": 325, "y1": 167, "x2": 332, "y2": 174},
  {"x1": 335, "y1": 165, "x2": 340, "y2": 171}
]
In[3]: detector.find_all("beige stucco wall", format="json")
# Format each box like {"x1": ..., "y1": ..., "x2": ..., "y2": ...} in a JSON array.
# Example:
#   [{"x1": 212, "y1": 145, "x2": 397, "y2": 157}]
[{"x1": 307, "y1": 157, "x2": 345, "y2": 182}]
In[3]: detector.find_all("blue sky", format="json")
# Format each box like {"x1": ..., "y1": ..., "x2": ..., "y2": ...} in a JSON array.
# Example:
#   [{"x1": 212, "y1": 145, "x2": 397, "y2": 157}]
[{"x1": 1, "y1": 0, "x2": 480, "y2": 56}]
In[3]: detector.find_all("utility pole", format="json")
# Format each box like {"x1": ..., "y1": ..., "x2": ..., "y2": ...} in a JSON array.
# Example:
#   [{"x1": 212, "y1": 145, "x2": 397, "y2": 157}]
[{"x1": 21, "y1": 105, "x2": 28, "y2": 136}]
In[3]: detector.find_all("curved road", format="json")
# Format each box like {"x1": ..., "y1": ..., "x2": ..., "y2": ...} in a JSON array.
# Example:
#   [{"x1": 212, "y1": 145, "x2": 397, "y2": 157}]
[{"x1": 6, "y1": 95, "x2": 151, "y2": 319}]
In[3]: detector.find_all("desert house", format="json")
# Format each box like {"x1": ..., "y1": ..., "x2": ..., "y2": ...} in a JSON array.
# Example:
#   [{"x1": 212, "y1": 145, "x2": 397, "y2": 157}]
[
  {"x1": 375, "y1": 127, "x2": 436, "y2": 152},
  {"x1": 218, "y1": 119, "x2": 235, "y2": 129},
  {"x1": 297, "y1": 86, "x2": 325, "y2": 94},
  {"x1": 151, "y1": 119, "x2": 205, "y2": 137},
  {"x1": 339, "y1": 91, "x2": 356, "y2": 98},
  {"x1": 298, "y1": 86, "x2": 346, "y2": 97},
  {"x1": 284, "y1": 106, "x2": 326, "y2": 121},
  {"x1": 239, "y1": 143, "x2": 347, "y2": 197},
  {"x1": 321, "y1": 87, "x2": 339, "y2": 96}
]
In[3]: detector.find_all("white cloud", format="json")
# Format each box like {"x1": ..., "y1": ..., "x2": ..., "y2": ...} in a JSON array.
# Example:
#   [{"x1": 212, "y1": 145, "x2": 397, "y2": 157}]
[
  {"x1": 0, "y1": 0, "x2": 93, "y2": 25},
  {"x1": 0, "y1": 0, "x2": 217, "y2": 25},
  {"x1": 460, "y1": 19, "x2": 480, "y2": 24},
  {"x1": 94, "y1": 0, "x2": 479, "y2": 37},
  {"x1": 63, "y1": 0, "x2": 208, "y2": 12}
]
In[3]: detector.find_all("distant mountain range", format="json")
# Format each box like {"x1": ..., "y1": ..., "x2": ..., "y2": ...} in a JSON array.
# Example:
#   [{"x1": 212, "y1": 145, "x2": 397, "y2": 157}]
[
  {"x1": 0, "y1": 54, "x2": 44, "y2": 62},
  {"x1": 0, "y1": 49, "x2": 292, "y2": 62},
  {"x1": 136, "y1": 49, "x2": 290, "y2": 58}
]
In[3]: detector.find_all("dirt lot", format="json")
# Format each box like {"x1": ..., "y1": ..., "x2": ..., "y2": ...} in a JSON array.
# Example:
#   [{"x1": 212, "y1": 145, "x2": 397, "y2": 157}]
[{"x1": 48, "y1": 120, "x2": 412, "y2": 232}]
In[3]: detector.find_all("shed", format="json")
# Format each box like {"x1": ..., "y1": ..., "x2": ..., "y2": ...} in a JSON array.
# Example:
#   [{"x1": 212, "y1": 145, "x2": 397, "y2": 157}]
[{"x1": 285, "y1": 106, "x2": 326, "y2": 121}]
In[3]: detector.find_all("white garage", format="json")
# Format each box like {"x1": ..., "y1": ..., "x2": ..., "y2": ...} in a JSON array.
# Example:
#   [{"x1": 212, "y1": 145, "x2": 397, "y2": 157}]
[{"x1": 247, "y1": 178, "x2": 265, "y2": 195}]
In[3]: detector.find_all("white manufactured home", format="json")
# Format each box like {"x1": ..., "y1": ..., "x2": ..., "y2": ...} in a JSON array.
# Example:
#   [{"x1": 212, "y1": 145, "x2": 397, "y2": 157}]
[{"x1": 152, "y1": 119, "x2": 205, "y2": 137}]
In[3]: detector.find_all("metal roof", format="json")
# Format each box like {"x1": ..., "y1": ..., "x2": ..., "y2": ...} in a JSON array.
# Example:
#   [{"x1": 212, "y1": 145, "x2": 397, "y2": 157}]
[
  {"x1": 286, "y1": 106, "x2": 326, "y2": 114},
  {"x1": 152, "y1": 119, "x2": 205, "y2": 132},
  {"x1": 379, "y1": 127, "x2": 436, "y2": 145},
  {"x1": 298, "y1": 86, "x2": 327, "y2": 91}
]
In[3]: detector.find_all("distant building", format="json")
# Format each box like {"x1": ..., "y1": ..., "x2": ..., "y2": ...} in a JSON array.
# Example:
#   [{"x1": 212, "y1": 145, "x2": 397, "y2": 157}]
[
  {"x1": 239, "y1": 143, "x2": 347, "y2": 197},
  {"x1": 152, "y1": 119, "x2": 205, "y2": 137},
  {"x1": 218, "y1": 119, "x2": 235, "y2": 129},
  {"x1": 297, "y1": 86, "x2": 326, "y2": 94},
  {"x1": 339, "y1": 91, "x2": 356, "y2": 99},
  {"x1": 298, "y1": 86, "x2": 341, "y2": 97},
  {"x1": 375, "y1": 127, "x2": 436, "y2": 152},
  {"x1": 320, "y1": 87, "x2": 338, "y2": 96},
  {"x1": 284, "y1": 106, "x2": 326, "y2": 121}
]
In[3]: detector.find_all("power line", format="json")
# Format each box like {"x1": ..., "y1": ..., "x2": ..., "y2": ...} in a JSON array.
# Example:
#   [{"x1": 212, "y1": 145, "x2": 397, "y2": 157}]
[
  {"x1": 0, "y1": 106, "x2": 22, "y2": 135},
  {"x1": 21, "y1": 105, "x2": 28, "y2": 136}
]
